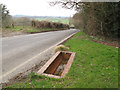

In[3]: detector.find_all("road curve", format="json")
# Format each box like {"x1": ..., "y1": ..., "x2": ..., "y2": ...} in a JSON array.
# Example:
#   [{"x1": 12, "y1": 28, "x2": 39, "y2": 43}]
[{"x1": 1, "y1": 29, "x2": 78, "y2": 82}]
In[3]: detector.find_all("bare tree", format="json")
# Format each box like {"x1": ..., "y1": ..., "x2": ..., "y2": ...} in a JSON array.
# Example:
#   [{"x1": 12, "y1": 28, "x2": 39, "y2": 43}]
[
  {"x1": 50, "y1": 0, "x2": 83, "y2": 10},
  {"x1": 0, "y1": 4, "x2": 13, "y2": 28}
]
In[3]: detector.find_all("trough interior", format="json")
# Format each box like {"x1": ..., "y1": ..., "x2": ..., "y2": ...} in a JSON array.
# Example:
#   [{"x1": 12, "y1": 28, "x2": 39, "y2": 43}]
[{"x1": 44, "y1": 52, "x2": 71, "y2": 76}]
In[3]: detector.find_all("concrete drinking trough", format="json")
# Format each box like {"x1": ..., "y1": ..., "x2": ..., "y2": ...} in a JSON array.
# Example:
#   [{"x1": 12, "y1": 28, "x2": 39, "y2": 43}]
[{"x1": 37, "y1": 51, "x2": 76, "y2": 78}]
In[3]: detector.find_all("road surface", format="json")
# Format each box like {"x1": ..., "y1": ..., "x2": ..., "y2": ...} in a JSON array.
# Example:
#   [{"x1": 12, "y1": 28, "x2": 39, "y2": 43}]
[{"x1": 1, "y1": 29, "x2": 78, "y2": 83}]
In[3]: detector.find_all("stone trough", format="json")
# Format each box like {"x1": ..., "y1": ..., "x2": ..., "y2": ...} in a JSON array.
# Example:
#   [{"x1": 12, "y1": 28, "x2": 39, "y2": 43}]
[{"x1": 37, "y1": 51, "x2": 76, "y2": 78}]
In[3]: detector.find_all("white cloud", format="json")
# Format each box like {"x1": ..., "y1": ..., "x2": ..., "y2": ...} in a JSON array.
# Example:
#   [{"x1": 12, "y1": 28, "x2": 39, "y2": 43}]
[{"x1": 1, "y1": 0, "x2": 76, "y2": 17}]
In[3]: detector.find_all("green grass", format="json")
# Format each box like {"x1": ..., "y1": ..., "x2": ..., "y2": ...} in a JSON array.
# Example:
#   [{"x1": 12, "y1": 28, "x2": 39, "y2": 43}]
[
  {"x1": 4, "y1": 31, "x2": 118, "y2": 88},
  {"x1": 11, "y1": 26, "x2": 27, "y2": 31},
  {"x1": 24, "y1": 28, "x2": 66, "y2": 33},
  {"x1": 35, "y1": 18, "x2": 69, "y2": 24}
]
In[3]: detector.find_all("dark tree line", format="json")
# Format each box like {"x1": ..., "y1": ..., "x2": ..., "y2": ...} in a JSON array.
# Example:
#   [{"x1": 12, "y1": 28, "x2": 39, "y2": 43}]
[
  {"x1": 51, "y1": 1, "x2": 120, "y2": 40},
  {"x1": 72, "y1": 2, "x2": 120, "y2": 40}
]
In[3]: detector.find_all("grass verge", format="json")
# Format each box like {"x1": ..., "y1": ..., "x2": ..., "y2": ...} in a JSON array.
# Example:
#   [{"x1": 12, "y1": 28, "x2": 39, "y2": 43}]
[
  {"x1": 4, "y1": 31, "x2": 118, "y2": 88},
  {"x1": 3, "y1": 26, "x2": 67, "y2": 33}
]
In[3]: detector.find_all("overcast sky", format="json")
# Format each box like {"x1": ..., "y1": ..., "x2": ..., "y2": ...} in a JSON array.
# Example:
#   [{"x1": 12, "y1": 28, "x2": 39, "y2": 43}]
[{"x1": 1, "y1": 0, "x2": 76, "y2": 17}]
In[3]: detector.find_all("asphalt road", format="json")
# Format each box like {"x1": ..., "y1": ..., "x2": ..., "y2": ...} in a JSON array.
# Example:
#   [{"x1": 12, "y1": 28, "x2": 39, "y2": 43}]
[{"x1": 1, "y1": 29, "x2": 78, "y2": 83}]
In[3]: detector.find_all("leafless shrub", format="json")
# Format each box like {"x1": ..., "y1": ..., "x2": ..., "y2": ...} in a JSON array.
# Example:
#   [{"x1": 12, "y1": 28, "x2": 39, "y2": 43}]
[
  {"x1": 13, "y1": 17, "x2": 32, "y2": 26},
  {"x1": 31, "y1": 20, "x2": 69, "y2": 29},
  {"x1": 2, "y1": 15, "x2": 13, "y2": 28}
]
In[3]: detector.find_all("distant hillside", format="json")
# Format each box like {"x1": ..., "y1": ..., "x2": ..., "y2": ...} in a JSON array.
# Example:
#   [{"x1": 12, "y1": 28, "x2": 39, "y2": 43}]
[
  {"x1": 13, "y1": 15, "x2": 69, "y2": 19},
  {"x1": 13, "y1": 15, "x2": 70, "y2": 24}
]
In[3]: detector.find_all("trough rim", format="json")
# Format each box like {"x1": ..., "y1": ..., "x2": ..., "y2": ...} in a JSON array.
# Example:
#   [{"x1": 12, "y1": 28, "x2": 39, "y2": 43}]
[{"x1": 37, "y1": 51, "x2": 76, "y2": 78}]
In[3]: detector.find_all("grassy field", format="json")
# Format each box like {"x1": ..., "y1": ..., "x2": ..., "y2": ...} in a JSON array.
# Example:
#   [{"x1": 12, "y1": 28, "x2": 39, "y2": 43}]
[
  {"x1": 3, "y1": 26, "x2": 57, "y2": 32},
  {"x1": 2, "y1": 26, "x2": 67, "y2": 37},
  {"x1": 4, "y1": 31, "x2": 118, "y2": 88},
  {"x1": 2, "y1": 26, "x2": 35, "y2": 32},
  {"x1": 34, "y1": 18, "x2": 70, "y2": 24}
]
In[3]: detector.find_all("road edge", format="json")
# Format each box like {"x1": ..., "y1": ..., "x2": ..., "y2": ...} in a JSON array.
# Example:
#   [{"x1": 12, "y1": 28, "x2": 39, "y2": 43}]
[{"x1": 1, "y1": 30, "x2": 79, "y2": 87}]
